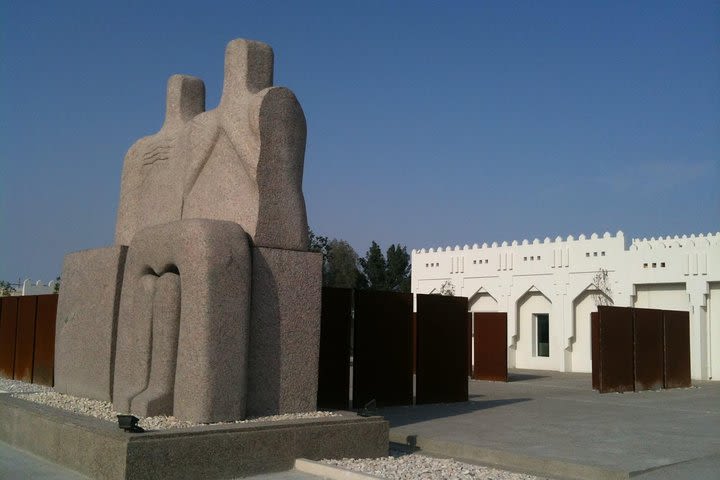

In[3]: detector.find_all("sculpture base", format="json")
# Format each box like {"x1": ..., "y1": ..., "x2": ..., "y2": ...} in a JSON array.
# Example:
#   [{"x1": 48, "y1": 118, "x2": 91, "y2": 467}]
[
  {"x1": 247, "y1": 247, "x2": 322, "y2": 417},
  {"x1": 0, "y1": 395, "x2": 388, "y2": 480},
  {"x1": 55, "y1": 246, "x2": 127, "y2": 402}
]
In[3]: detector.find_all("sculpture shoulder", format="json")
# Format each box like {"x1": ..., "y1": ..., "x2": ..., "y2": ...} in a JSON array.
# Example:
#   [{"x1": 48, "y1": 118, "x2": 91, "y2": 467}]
[
  {"x1": 122, "y1": 134, "x2": 158, "y2": 165},
  {"x1": 256, "y1": 87, "x2": 306, "y2": 127}
]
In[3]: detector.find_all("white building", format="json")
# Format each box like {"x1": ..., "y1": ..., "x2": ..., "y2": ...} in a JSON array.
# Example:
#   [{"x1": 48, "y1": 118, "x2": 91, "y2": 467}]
[
  {"x1": 411, "y1": 231, "x2": 720, "y2": 381},
  {"x1": 2, "y1": 279, "x2": 58, "y2": 296}
]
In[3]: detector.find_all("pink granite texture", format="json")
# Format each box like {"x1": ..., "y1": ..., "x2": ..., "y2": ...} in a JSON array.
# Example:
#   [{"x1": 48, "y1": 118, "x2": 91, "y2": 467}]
[
  {"x1": 55, "y1": 39, "x2": 320, "y2": 423},
  {"x1": 54, "y1": 246, "x2": 127, "y2": 401}
]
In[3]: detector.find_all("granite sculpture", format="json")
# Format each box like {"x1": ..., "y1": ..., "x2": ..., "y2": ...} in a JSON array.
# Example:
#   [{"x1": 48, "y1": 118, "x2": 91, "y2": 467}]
[{"x1": 55, "y1": 39, "x2": 322, "y2": 423}]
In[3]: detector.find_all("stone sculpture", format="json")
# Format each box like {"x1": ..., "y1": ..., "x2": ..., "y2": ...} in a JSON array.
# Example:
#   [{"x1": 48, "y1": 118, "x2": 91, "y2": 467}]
[{"x1": 55, "y1": 39, "x2": 321, "y2": 423}]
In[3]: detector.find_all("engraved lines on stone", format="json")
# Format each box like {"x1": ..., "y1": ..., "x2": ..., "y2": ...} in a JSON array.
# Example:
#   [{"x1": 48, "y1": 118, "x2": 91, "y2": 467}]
[{"x1": 141, "y1": 141, "x2": 174, "y2": 167}]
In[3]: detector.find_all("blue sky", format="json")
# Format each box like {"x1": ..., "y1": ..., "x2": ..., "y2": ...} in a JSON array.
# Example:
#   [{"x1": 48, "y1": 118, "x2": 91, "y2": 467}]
[{"x1": 1, "y1": 1, "x2": 718, "y2": 282}]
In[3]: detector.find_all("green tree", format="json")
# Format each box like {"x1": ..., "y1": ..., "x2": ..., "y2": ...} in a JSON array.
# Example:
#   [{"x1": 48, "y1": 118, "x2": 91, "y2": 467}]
[
  {"x1": 358, "y1": 241, "x2": 411, "y2": 292},
  {"x1": 386, "y1": 244, "x2": 411, "y2": 292},
  {"x1": 308, "y1": 229, "x2": 330, "y2": 276},
  {"x1": 359, "y1": 241, "x2": 387, "y2": 290},
  {"x1": 0, "y1": 281, "x2": 16, "y2": 296},
  {"x1": 53, "y1": 276, "x2": 61, "y2": 294},
  {"x1": 325, "y1": 239, "x2": 362, "y2": 288}
]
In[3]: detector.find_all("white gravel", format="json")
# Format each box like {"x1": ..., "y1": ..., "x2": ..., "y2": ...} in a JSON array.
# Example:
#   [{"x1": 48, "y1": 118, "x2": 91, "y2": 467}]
[
  {"x1": 3, "y1": 378, "x2": 543, "y2": 479},
  {"x1": 322, "y1": 449, "x2": 546, "y2": 480},
  {"x1": 1, "y1": 377, "x2": 337, "y2": 430},
  {"x1": 0, "y1": 377, "x2": 51, "y2": 394}
]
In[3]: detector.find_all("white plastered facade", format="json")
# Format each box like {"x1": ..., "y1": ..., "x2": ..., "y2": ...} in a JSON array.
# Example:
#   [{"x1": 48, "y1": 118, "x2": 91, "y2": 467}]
[{"x1": 411, "y1": 231, "x2": 720, "y2": 380}]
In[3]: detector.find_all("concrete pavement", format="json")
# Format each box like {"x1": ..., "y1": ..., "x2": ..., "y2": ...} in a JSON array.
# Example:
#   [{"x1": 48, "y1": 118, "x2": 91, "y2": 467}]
[
  {"x1": 0, "y1": 441, "x2": 90, "y2": 480},
  {"x1": 3, "y1": 370, "x2": 718, "y2": 479},
  {"x1": 0, "y1": 441, "x2": 329, "y2": 480},
  {"x1": 381, "y1": 369, "x2": 720, "y2": 479}
]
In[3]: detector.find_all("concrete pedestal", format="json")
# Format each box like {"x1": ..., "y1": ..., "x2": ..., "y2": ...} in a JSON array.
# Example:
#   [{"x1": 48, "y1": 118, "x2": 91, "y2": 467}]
[
  {"x1": 54, "y1": 246, "x2": 127, "y2": 402},
  {"x1": 247, "y1": 247, "x2": 322, "y2": 417}
]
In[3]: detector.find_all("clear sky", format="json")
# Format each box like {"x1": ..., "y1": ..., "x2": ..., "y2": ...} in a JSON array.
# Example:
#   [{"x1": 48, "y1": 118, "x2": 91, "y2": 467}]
[{"x1": 1, "y1": 1, "x2": 718, "y2": 283}]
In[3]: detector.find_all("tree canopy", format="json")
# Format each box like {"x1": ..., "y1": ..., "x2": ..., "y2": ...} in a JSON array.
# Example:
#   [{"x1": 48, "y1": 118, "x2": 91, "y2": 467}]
[
  {"x1": 309, "y1": 230, "x2": 411, "y2": 292},
  {"x1": 0, "y1": 281, "x2": 16, "y2": 296},
  {"x1": 358, "y1": 241, "x2": 410, "y2": 292},
  {"x1": 325, "y1": 239, "x2": 362, "y2": 289}
]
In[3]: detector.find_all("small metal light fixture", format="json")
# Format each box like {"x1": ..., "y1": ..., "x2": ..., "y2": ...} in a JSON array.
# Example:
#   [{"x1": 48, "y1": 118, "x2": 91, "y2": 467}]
[
  {"x1": 358, "y1": 399, "x2": 377, "y2": 417},
  {"x1": 117, "y1": 414, "x2": 145, "y2": 433}
]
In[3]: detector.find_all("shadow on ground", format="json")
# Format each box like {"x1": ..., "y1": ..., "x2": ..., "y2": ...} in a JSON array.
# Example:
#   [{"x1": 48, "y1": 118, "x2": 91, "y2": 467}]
[
  {"x1": 507, "y1": 372, "x2": 549, "y2": 382},
  {"x1": 378, "y1": 397, "x2": 531, "y2": 428}
]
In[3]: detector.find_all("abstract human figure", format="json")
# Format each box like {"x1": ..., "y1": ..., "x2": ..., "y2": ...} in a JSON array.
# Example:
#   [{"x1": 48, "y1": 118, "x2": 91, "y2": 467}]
[
  {"x1": 115, "y1": 75, "x2": 205, "y2": 246},
  {"x1": 181, "y1": 40, "x2": 309, "y2": 251},
  {"x1": 115, "y1": 39, "x2": 309, "y2": 251},
  {"x1": 110, "y1": 39, "x2": 313, "y2": 422}
]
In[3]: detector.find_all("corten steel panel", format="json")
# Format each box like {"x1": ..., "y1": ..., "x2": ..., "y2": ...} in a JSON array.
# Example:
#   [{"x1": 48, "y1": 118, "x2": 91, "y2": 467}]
[
  {"x1": 472, "y1": 312, "x2": 508, "y2": 382},
  {"x1": 416, "y1": 294, "x2": 469, "y2": 404},
  {"x1": 598, "y1": 306, "x2": 635, "y2": 393},
  {"x1": 467, "y1": 312, "x2": 472, "y2": 376},
  {"x1": 317, "y1": 288, "x2": 352, "y2": 409},
  {"x1": 353, "y1": 290, "x2": 413, "y2": 408},
  {"x1": 664, "y1": 310, "x2": 691, "y2": 389},
  {"x1": 13, "y1": 296, "x2": 38, "y2": 382},
  {"x1": 591, "y1": 312, "x2": 599, "y2": 390},
  {"x1": 32, "y1": 294, "x2": 58, "y2": 387},
  {"x1": 412, "y1": 313, "x2": 417, "y2": 374},
  {"x1": 633, "y1": 308, "x2": 664, "y2": 391},
  {"x1": 0, "y1": 297, "x2": 19, "y2": 378}
]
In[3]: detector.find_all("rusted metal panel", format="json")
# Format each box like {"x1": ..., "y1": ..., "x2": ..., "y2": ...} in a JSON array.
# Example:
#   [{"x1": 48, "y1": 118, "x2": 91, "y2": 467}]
[
  {"x1": 467, "y1": 312, "x2": 472, "y2": 376},
  {"x1": 353, "y1": 290, "x2": 413, "y2": 408},
  {"x1": 598, "y1": 306, "x2": 635, "y2": 393},
  {"x1": 0, "y1": 297, "x2": 19, "y2": 379},
  {"x1": 633, "y1": 308, "x2": 664, "y2": 391},
  {"x1": 664, "y1": 310, "x2": 691, "y2": 389},
  {"x1": 14, "y1": 296, "x2": 38, "y2": 382},
  {"x1": 317, "y1": 288, "x2": 353, "y2": 410},
  {"x1": 591, "y1": 312, "x2": 599, "y2": 390},
  {"x1": 412, "y1": 312, "x2": 417, "y2": 374},
  {"x1": 33, "y1": 294, "x2": 58, "y2": 387},
  {"x1": 472, "y1": 312, "x2": 508, "y2": 382},
  {"x1": 416, "y1": 294, "x2": 469, "y2": 404}
]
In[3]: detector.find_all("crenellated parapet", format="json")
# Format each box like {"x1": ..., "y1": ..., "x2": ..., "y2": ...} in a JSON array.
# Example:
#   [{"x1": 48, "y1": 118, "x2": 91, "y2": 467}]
[
  {"x1": 412, "y1": 229, "x2": 719, "y2": 285},
  {"x1": 629, "y1": 232, "x2": 720, "y2": 250},
  {"x1": 412, "y1": 231, "x2": 626, "y2": 256},
  {"x1": 411, "y1": 231, "x2": 631, "y2": 276}
]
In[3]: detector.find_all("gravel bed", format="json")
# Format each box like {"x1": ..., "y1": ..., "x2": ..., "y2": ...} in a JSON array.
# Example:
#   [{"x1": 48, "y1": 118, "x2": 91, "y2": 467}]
[
  {"x1": 2, "y1": 377, "x2": 337, "y2": 430},
  {"x1": 322, "y1": 448, "x2": 545, "y2": 480},
  {"x1": 3, "y1": 378, "x2": 541, "y2": 478},
  {"x1": 0, "y1": 377, "x2": 52, "y2": 394}
]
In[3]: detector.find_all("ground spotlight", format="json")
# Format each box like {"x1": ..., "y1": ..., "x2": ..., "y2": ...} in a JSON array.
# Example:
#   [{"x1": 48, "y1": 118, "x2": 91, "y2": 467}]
[{"x1": 117, "y1": 414, "x2": 145, "y2": 433}]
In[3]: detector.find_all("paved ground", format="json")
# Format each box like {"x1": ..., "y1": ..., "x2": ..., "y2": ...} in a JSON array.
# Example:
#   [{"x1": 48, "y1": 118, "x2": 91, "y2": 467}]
[
  {"x1": 0, "y1": 442, "x2": 90, "y2": 480},
  {"x1": 380, "y1": 369, "x2": 720, "y2": 480},
  {"x1": 3, "y1": 371, "x2": 718, "y2": 479},
  {"x1": 0, "y1": 440, "x2": 324, "y2": 480}
]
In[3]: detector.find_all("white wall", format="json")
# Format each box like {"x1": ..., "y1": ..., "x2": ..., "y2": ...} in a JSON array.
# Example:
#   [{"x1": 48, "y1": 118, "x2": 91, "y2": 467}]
[
  {"x1": 411, "y1": 231, "x2": 720, "y2": 380},
  {"x1": 5, "y1": 279, "x2": 57, "y2": 296},
  {"x1": 515, "y1": 291, "x2": 556, "y2": 370},
  {"x1": 634, "y1": 283, "x2": 687, "y2": 309},
  {"x1": 709, "y1": 283, "x2": 720, "y2": 380},
  {"x1": 571, "y1": 290, "x2": 600, "y2": 373},
  {"x1": 469, "y1": 292, "x2": 498, "y2": 312}
]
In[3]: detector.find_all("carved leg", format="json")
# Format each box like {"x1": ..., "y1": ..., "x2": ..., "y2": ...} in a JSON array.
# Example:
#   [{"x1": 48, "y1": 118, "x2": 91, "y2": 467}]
[
  {"x1": 112, "y1": 273, "x2": 156, "y2": 413},
  {"x1": 113, "y1": 219, "x2": 252, "y2": 423},
  {"x1": 131, "y1": 271, "x2": 181, "y2": 417}
]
